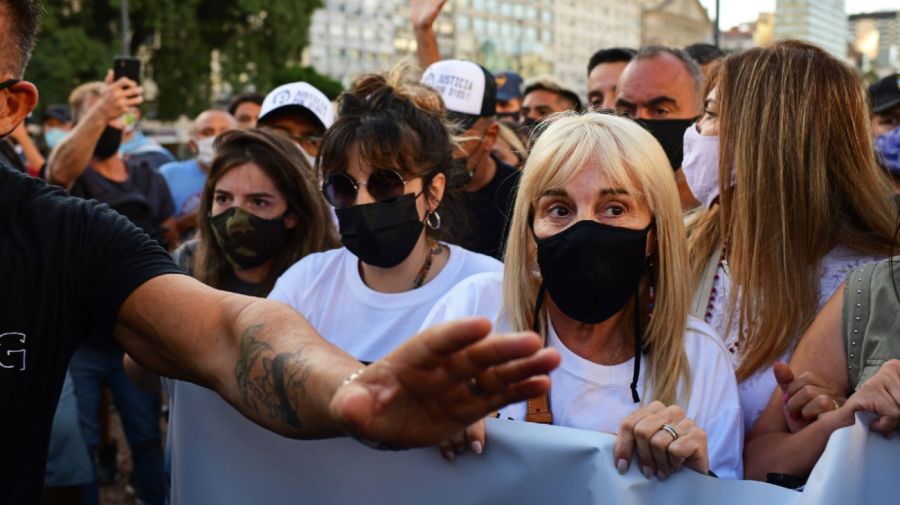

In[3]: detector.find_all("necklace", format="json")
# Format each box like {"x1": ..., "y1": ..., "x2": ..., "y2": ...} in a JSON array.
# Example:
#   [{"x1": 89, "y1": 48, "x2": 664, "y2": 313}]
[
  {"x1": 412, "y1": 238, "x2": 442, "y2": 289},
  {"x1": 704, "y1": 242, "x2": 729, "y2": 323}
]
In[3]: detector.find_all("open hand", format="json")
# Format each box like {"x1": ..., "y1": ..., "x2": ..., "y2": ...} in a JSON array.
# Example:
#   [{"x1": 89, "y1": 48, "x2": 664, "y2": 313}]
[
  {"x1": 774, "y1": 362, "x2": 845, "y2": 433},
  {"x1": 410, "y1": 0, "x2": 447, "y2": 30},
  {"x1": 328, "y1": 317, "x2": 559, "y2": 448},
  {"x1": 614, "y1": 401, "x2": 709, "y2": 480}
]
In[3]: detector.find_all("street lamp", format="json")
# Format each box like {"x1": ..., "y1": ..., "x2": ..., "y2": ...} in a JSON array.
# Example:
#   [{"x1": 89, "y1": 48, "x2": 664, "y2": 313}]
[{"x1": 120, "y1": 0, "x2": 131, "y2": 56}]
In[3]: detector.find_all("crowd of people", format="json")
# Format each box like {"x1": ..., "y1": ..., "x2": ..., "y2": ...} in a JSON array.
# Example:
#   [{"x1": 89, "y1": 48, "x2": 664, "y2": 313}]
[{"x1": 2, "y1": 0, "x2": 900, "y2": 503}]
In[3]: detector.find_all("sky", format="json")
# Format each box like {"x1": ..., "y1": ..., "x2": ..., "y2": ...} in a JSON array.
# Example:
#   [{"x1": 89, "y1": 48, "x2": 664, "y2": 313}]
[{"x1": 698, "y1": 0, "x2": 900, "y2": 30}]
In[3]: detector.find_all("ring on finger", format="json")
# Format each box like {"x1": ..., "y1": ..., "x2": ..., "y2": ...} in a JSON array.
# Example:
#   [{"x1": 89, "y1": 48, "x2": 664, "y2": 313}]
[
  {"x1": 832, "y1": 398, "x2": 840, "y2": 411},
  {"x1": 467, "y1": 377, "x2": 487, "y2": 397},
  {"x1": 659, "y1": 423, "x2": 679, "y2": 441}
]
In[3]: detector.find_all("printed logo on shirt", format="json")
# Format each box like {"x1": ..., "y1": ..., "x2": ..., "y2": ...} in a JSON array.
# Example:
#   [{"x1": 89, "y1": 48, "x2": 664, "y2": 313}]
[{"x1": 0, "y1": 332, "x2": 27, "y2": 371}]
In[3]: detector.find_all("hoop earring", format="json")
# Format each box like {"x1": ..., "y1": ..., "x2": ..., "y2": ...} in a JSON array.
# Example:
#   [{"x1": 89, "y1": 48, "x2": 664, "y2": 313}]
[{"x1": 426, "y1": 210, "x2": 442, "y2": 230}]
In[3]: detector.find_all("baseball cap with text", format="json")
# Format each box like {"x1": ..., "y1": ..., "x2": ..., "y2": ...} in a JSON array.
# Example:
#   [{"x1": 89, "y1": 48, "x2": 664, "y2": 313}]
[
  {"x1": 422, "y1": 60, "x2": 497, "y2": 132},
  {"x1": 258, "y1": 82, "x2": 334, "y2": 130}
]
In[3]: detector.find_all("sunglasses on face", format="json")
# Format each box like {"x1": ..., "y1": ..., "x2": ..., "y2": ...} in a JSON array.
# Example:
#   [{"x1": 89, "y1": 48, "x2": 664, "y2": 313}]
[{"x1": 322, "y1": 169, "x2": 410, "y2": 209}]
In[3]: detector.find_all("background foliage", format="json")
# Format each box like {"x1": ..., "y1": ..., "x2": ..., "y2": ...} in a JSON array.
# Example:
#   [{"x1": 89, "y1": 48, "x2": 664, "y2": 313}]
[{"x1": 27, "y1": 0, "x2": 341, "y2": 120}]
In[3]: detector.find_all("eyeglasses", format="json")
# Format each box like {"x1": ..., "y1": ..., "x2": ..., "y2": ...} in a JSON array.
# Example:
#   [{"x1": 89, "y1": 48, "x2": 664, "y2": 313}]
[
  {"x1": 267, "y1": 126, "x2": 322, "y2": 150},
  {"x1": 0, "y1": 79, "x2": 21, "y2": 92},
  {"x1": 322, "y1": 169, "x2": 408, "y2": 209}
]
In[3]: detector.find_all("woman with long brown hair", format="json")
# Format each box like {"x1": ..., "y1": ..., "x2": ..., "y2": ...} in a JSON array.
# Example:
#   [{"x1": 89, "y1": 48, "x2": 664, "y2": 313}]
[
  {"x1": 175, "y1": 128, "x2": 339, "y2": 294},
  {"x1": 683, "y1": 40, "x2": 897, "y2": 435}
]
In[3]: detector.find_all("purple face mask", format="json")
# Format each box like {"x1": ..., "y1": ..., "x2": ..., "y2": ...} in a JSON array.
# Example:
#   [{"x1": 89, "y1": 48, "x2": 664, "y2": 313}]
[
  {"x1": 875, "y1": 127, "x2": 900, "y2": 177},
  {"x1": 681, "y1": 125, "x2": 733, "y2": 208}
]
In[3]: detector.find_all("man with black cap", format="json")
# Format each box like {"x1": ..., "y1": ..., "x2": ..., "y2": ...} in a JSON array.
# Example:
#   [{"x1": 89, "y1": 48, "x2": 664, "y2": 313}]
[
  {"x1": 422, "y1": 59, "x2": 521, "y2": 259},
  {"x1": 870, "y1": 74, "x2": 900, "y2": 198}
]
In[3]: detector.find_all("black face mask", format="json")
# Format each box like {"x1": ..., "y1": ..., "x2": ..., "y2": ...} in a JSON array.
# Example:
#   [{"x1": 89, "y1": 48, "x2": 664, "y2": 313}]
[
  {"x1": 497, "y1": 111, "x2": 520, "y2": 123},
  {"x1": 448, "y1": 138, "x2": 486, "y2": 188},
  {"x1": 336, "y1": 193, "x2": 424, "y2": 268},
  {"x1": 93, "y1": 126, "x2": 123, "y2": 159},
  {"x1": 448, "y1": 156, "x2": 474, "y2": 188},
  {"x1": 209, "y1": 207, "x2": 288, "y2": 270},
  {"x1": 637, "y1": 118, "x2": 697, "y2": 171},
  {"x1": 535, "y1": 219, "x2": 651, "y2": 324}
]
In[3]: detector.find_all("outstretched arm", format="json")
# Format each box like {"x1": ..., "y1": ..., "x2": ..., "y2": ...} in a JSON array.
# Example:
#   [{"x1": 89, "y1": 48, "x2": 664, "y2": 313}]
[
  {"x1": 115, "y1": 274, "x2": 559, "y2": 446},
  {"x1": 410, "y1": 0, "x2": 446, "y2": 70}
]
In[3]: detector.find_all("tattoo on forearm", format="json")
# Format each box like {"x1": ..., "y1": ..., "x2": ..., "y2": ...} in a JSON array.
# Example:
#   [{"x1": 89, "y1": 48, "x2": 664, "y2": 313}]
[{"x1": 234, "y1": 323, "x2": 310, "y2": 430}]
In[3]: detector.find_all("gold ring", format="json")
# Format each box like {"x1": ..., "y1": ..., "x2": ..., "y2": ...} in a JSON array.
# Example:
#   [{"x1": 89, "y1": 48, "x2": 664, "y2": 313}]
[
  {"x1": 660, "y1": 423, "x2": 679, "y2": 441},
  {"x1": 467, "y1": 377, "x2": 487, "y2": 397}
]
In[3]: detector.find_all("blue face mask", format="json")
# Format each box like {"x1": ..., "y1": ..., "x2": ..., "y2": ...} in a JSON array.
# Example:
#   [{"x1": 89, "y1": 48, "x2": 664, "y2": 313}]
[
  {"x1": 43, "y1": 128, "x2": 67, "y2": 149},
  {"x1": 875, "y1": 127, "x2": 900, "y2": 177}
]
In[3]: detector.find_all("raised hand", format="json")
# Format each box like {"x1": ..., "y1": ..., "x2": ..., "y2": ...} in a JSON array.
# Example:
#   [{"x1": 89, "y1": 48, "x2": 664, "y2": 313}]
[
  {"x1": 95, "y1": 70, "x2": 143, "y2": 122},
  {"x1": 328, "y1": 317, "x2": 559, "y2": 448},
  {"x1": 774, "y1": 362, "x2": 846, "y2": 433},
  {"x1": 614, "y1": 401, "x2": 709, "y2": 480},
  {"x1": 409, "y1": 0, "x2": 448, "y2": 31}
]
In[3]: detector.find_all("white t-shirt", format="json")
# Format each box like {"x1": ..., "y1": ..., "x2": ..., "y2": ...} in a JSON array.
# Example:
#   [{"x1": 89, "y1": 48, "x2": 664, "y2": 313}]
[
  {"x1": 268, "y1": 244, "x2": 502, "y2": 361},
  {"x1": 422, "y1": 272, "x2": 744, "y2": 479},
  {"x1": 705, "y1": 245, "x2": 885, "y2": 433}
]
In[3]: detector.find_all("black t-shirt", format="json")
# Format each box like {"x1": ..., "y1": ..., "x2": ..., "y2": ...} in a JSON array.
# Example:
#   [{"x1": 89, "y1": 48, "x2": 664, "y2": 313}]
[
  {"x1": 0, "y1": 162, "x2": 181, "y2": 503},
  {"x1": 70, "y1": 158, "x2": 175, "y2": 247},
  {"x1": 464, "y1": 156, "x2": 521, "y2": 259}
]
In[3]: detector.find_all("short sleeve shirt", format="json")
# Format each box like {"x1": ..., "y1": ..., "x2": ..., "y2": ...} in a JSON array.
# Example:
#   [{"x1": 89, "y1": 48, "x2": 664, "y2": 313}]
[{"x1": 0, "y1": 162, "x2": 181, "y2": 503}]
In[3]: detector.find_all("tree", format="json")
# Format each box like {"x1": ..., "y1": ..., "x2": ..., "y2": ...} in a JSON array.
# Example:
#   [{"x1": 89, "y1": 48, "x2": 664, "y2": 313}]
[{"x1": 26, "y1": 0, "x2": 330, "y2": 120}]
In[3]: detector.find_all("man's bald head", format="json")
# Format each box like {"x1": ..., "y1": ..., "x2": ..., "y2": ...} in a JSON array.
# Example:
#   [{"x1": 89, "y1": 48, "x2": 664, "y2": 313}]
[
  {"x1": 192, "y1": 109, "x2": 238, "y2": 139},
  {"x1": 0, "y1": 0, "x2": 41, "y2": 78}
]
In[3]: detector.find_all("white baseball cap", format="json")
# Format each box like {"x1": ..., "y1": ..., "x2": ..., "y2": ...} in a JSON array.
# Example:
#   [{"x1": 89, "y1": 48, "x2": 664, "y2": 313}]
[
  {"x1": 422, "y1": 60, "x2": 497, "y2": 132},
  {"x1": 258, "y1": 82, "x2": 334, "y2": 130}
]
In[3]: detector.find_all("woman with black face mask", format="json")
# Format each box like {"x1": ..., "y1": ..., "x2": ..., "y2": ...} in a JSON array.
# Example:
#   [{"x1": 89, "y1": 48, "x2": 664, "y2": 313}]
[
  {"x1": 267, "y1": 65, "x2": 501, "y2": 384},
  {"x1": 423, "y1": 113, "x2": 743, "y2": 479}
]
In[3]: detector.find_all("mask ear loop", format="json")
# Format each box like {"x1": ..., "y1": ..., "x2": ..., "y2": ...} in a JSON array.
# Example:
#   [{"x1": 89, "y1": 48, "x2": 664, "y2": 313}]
[
  {"x1": 532, "y1": 283, "x2": 546, "y2": 335},
  {"x1": 630, "y1": 287, "x2": 642, "y2": 403}
]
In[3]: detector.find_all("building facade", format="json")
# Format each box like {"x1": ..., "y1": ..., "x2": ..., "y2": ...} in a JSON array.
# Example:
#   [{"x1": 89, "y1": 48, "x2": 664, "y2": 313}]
[
  {"x1": 774, "y1": 0, "x2": 847, "y2": 59},
  {"x1": 849, "y1": 10, "x2": 900, "y2": 77},
  {"x1": 641, "y1": 0, "x2": 712, "y2": 49},
  {"x1": 306, "y1": 0, "x2": 643, "y2": 97}
]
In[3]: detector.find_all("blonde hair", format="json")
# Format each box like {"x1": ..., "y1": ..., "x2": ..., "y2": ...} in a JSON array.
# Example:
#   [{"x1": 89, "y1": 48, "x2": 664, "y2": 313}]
[
  {"x1": 688, "y1": 41, "x2": 897, "y2": 381},
  {"x1": 68, "y1": 82, "x2": 103, "y2": 123},
  {"x1": 502, "y1": 112, "x2": 691, "y2": 405}
]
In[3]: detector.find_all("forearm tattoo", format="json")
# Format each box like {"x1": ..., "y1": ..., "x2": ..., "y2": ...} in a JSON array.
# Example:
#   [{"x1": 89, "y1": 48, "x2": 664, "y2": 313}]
[{"x1": 234, "y1": 324, "x2": 310, "y2": 430}]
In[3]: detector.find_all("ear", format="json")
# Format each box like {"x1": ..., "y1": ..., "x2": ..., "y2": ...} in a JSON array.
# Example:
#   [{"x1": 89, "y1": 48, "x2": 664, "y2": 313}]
[
  {"x1": 0, "y1": 82, "x2": 38, "y2": 136},
  {"x1": 284, "y1": 212, "x2": 299, "y2": 230},
  {"x1": 482, "y1": 121, "x2": 500, "y2": 150},
  {"x1": 645, "y1": 226, "x2": 657, "y2": 258},
  {"x1": 427, "y1": 172, "x2": 446, "y2": 212}
]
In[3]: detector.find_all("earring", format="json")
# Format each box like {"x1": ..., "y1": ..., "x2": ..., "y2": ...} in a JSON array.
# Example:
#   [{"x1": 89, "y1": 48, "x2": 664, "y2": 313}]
[{"x1": 426, "y1": 210, "x2": 442, "y2": 230}]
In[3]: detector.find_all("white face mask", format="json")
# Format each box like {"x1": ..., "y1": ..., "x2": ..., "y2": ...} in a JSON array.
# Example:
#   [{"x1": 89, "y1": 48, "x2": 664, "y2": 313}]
[
  {"x1": 681, "y1": 125, "x2": 733, "y2": 208},
  {"x1": 195, "y1": 136, "x2": 216, "y2": 167},
  {"x1": 295, "y1": 142, "x2": 317, "y2": 173}
]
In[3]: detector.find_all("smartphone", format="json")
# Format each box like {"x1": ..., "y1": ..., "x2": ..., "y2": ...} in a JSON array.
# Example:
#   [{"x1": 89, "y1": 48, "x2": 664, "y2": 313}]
[{"x1": 113, "y1": 57, "x2": 141, "y2": 85}]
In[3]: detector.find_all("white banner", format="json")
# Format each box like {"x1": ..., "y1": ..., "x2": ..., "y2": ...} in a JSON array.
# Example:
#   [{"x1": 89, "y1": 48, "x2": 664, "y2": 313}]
[{"x1": 170, "y1": 394, "x2": 899, "y2": 505}]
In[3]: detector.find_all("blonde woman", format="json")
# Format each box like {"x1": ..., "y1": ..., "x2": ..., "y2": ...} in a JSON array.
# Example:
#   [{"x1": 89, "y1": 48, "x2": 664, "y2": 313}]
[
  {"x1": 423, "y1": 113, "x2": 743, "y2": 480},
  {"x1": 683, "y1": 41, "x2": 897, "y2": 436}
]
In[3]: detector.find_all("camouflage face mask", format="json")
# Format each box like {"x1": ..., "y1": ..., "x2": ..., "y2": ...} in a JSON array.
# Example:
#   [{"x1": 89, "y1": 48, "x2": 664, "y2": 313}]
[{"x1": 209, "y1": 207, "x2": 288, "y2": 270}]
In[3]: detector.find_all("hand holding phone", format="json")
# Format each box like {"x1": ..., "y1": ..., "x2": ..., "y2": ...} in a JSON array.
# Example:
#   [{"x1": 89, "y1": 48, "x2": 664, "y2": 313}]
[{"x1": 113, "y1": 57, "x2": 141, "y2": 86}]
